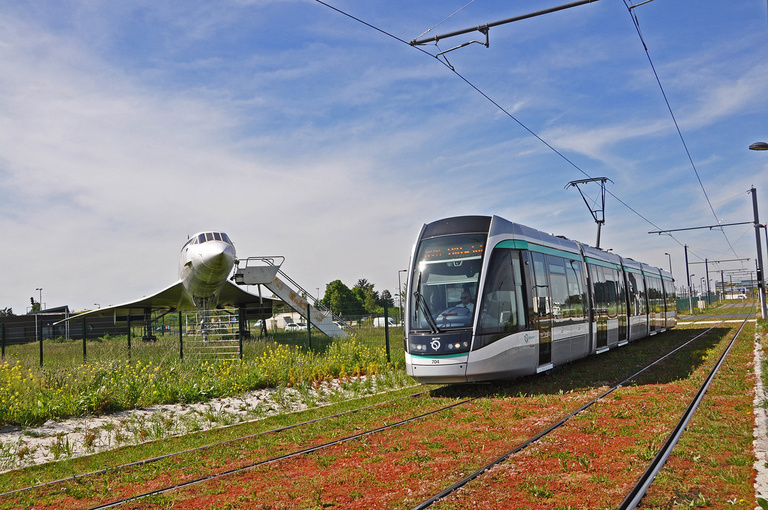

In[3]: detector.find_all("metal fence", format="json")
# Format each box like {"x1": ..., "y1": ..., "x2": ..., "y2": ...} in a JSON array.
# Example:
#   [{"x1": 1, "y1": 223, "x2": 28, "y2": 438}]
[{"x1": 0, "y1": 304, "x2": 399, "y2": 366}]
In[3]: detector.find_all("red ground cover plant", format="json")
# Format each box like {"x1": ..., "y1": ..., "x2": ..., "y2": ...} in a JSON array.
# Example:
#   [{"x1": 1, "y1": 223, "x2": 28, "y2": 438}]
[
  {"x1": 115, "y1": 325, "x2": 753, "y2": 510},
  {"x1": 3, "y1": 323, "x2": 756, "y2": 509},
  {"x1": 637, "y1": 324, "x2": 757, "y2": 509},
  {"x1": 117, "y1": 391, "x2": 607, "y2": 510}
]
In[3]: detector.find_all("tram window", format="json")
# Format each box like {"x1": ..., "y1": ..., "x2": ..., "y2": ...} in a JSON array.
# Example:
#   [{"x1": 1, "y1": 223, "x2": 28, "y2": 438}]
[
  {"x1": 476, "y1": 249, "x2": 526, "y2": 347},
  {"x1": 663, "y1": 279, "x2": 675, "y2": 312},
  {"x1": 591, "y1": 266, "x2": 605, "y2": 312},
  {"x1": 651, "y1": 278, "x2": 663, "y2": 313},
  {"x1": 605, "y1": 268, "x2": 619, "y2": 317},
  {"x1": 617, "y1": 269, "x2": 627, "y2": 316},
  {"x1": 198, "y1": 233, "x2": 206, "y2": 244},
  {"x1": 221, "y1": 232, "x2": 231, "y2": 244},
  {"x1": 213, "y1": 232, "x2": 222, "y2": 241},
  {"x1": 410, "y1": 233, "x2": 486, "y2": 331},
  {"x1": 566, "y1": 260, "x2": 585, "y2": 319},
  {"x1": 627, "y1": 272, "x2": 639, "y2": 316},
  {"x1": 546, "y1": 256, "x2": 569, "y2": 319}
]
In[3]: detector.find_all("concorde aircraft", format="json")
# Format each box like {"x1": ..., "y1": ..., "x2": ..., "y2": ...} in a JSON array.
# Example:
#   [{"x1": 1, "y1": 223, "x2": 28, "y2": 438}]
[{"x1": 60, "y1": 231, "x2": 275, "y2": 339}]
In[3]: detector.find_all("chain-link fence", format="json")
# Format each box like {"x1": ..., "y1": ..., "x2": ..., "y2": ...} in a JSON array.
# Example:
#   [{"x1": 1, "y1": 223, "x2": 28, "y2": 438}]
[{"x1": 0, "y1": 303, "x2": 403, "y2": 367}]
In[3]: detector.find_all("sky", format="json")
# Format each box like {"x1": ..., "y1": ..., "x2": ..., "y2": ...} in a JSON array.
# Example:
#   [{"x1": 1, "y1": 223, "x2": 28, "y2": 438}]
[{"x1": 1, "y1": 0, "x2": 768, "y2": 314}]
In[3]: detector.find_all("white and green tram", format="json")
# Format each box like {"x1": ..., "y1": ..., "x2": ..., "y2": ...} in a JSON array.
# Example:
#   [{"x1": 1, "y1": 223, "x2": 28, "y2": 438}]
[{"x1": 405, "y1": 215, "x2": 676, "y2": 383}]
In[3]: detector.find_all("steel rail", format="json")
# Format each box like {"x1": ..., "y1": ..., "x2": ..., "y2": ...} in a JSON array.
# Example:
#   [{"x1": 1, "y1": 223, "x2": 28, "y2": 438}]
[
  {"x1": 11, "y1": 305, "x2": 748, "y2": 507},
  {"x1": 616, "y1": 311, "x2": 752, "y2": 509},
  {"x1": 86, "y1": 395, "x2": 484, "y2": 510},
  {"x1": 1, "y1": 385, "x2": 431, "y2": 497},
  {"x1": 91, "y1": 311, "x2": 744, "y2": 509},
  {"x1": 410, "y1": 312, "x2": 746, "y2": 510}
]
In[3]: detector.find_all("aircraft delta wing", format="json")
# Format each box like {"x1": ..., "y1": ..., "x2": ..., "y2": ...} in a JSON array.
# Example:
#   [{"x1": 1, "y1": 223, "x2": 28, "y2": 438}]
[
  {"x1": 63, "y1": 280, "x2": 275, "y2": 321},
  {"x1": 56, "y1": 231, "x2": 276, "y2": 332}
]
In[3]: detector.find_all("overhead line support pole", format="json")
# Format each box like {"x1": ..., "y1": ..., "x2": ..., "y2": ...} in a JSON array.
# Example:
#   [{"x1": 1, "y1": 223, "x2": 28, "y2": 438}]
[
  {"x1": 685, "y1": 245, "x2": 692, "y2": 315},
  {"x1": 751, "y1": 187, "x2": 767, "y2": 318},
  {"x1": 409, "y1": 0, "x2": 600, "y2": 46}
]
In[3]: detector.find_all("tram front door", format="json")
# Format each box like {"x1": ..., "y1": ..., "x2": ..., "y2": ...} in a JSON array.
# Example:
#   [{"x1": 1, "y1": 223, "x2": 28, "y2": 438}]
[{"x1": 531, "y1": 252, "x2": 552, "y2": 370}]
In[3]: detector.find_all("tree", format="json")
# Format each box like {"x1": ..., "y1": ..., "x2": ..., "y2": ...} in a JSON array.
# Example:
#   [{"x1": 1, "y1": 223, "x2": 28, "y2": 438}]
[
  {"x1": 0, "y1": 307, "x2": 13, "y2": 317},
  {"x1": 353, "y1": 279, "x2": 380, "y2": 314},
  {"x1": 322, "y1": 280, "x2": 365, "y2": 318},
  {"x1": 379, "y1": 289, "x2": 394, "y2": 308}
]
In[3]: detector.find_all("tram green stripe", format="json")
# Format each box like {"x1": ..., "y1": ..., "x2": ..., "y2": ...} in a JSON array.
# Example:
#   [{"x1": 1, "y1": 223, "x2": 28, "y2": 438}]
[
  {"x1": 495, "y1": 240, "x2": 581, "y2": 261},
  {"x1": 584, "y1": 256, "x2": 621, "y2": 270},
  {"x1": 410, "y1": 353, "x2": 468, "y2": 360}
]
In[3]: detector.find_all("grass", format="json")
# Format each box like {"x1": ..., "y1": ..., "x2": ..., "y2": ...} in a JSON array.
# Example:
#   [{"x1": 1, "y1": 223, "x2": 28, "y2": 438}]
[{"x1": 0, "y1": 327, "x2": 407, "y2": 427}]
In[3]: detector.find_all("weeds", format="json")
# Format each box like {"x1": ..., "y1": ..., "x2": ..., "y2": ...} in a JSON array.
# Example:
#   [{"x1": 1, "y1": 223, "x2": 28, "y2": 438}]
[{"x1": 0, "y1": 329, "x2": 405, "y2": 427}]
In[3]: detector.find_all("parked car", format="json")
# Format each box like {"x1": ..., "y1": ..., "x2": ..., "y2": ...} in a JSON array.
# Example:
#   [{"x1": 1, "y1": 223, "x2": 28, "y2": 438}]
[
  {"x1": 373, "y1": 317, "x2": 395, "y2": 327},
  {"x1": 285, "y1": 322, "x2": 299, "y2": 331}
]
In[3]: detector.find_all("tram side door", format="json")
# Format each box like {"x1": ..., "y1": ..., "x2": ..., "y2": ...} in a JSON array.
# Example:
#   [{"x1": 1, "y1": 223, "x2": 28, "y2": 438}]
[
  {"x1": 591, "y1": 266, "x2": 608, "y2": 350},
  {"x1": 530, "y1": 252, "x2": 552, "y2": 369}
]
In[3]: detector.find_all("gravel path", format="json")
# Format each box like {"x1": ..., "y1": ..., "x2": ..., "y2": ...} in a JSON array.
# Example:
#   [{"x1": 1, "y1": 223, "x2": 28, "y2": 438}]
[{"x1": 0, "y1": 375, "x2": 389, "y2": 473}]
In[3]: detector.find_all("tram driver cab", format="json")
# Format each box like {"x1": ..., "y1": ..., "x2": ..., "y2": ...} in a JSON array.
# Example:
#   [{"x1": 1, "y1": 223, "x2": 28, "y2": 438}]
[{"x1": 412, "y1": 235, "x2": 483, "y2": 332}]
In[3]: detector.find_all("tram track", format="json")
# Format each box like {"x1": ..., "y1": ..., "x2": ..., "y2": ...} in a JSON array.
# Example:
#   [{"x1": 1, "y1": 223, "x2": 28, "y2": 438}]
[
  {"x1": 0, "y1": 386, "x2": 455, "y2": 497},
  {"x1": 0, "y1": 310, "x2": 749, "y2": 509},
  {"x1": 616, "y1": 311, "x2": 752, "y2": 509},
  {"x1": 410, "y1": 309, "x2": 753, "y2": 509}
]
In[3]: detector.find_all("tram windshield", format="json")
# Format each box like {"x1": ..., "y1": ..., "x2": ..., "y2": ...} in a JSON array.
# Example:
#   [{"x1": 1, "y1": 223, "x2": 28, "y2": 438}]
[{"x1": 410, "y1": 234, "x2": 485, "y2": 332}]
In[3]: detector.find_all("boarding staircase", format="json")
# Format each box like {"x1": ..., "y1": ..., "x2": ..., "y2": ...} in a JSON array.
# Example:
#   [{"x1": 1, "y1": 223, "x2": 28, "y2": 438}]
[{"x1": 232, "y1": 257, "x2": 352, "y2": 338}]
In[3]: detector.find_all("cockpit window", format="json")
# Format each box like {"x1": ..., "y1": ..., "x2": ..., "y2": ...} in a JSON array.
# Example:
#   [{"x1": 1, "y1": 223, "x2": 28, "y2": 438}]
[{"x1": 193, "y1": 232, "x2": 231, "y2": 244}]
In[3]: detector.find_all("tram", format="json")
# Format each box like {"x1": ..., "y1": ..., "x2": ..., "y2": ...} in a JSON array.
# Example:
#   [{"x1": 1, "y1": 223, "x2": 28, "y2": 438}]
[{"x1": 405, "y1": 215, "x2": 676, "y2": 383}]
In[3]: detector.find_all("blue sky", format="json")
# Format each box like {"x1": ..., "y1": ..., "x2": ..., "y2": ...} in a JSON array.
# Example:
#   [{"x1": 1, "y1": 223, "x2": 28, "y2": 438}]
[{"x1": 1, "y1": 0, "x2": 767, "y2": 313}]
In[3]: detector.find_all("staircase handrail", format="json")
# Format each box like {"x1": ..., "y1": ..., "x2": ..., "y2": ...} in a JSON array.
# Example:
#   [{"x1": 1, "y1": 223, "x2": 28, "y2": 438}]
[{"x1": 237, "y1": 257, "x2": 355, "y2": 334}]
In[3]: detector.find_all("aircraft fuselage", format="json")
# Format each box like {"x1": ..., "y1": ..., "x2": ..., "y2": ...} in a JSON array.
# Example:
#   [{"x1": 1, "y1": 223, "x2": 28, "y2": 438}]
[{"x1": 179, "y1": 232, "x2": 237, "y2": 304}]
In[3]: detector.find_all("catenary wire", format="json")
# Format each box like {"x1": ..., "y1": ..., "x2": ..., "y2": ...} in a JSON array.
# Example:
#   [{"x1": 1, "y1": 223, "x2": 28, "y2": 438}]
[
  {"x1": 623, "y1": 0, "x2": 740, "y2": 260},
  {"x1": 312, "y1": 1, "x2": 708, "y2": 260},
  {"x1": 413, "y1": 0, "x2": 477, "y2": 42}
]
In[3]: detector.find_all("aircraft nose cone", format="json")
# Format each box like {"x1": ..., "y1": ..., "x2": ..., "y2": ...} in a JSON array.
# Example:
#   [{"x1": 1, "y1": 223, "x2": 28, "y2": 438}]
[{"x1": 201, "y1": 244, "x2": 235, "y2": 272}]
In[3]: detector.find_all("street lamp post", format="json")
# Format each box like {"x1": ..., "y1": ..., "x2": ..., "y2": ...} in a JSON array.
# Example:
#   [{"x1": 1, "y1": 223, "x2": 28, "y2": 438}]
[
  {"x1": 35, "y1": 288, "x2": 42, "y2": 310},
  {"x1": 664, "y1": 252, "x2": 672, "y2": 274}
]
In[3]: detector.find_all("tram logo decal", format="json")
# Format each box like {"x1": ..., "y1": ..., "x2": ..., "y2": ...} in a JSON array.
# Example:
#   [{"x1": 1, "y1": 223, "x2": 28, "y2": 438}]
[
  {"x1": 430, "y1": 340, "x2": 441, "y2": 351},
  {"x1": 524, "y1": 333, "x2": 534, "y2": 343}
]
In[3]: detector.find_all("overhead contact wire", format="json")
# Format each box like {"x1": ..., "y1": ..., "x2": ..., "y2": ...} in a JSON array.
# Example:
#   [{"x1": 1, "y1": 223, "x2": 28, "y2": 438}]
[
  {"x1": 313, "y1": 0, "x2": 693, "y2": 253},
  {"x1": 623, "y1": 0, "x2": 740, "y2": 259}
]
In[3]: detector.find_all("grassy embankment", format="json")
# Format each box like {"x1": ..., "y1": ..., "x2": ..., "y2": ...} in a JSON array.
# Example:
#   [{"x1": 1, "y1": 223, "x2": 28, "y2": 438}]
[{"x1": 0, "y1": 326, "x2": 408, "y2": 427}]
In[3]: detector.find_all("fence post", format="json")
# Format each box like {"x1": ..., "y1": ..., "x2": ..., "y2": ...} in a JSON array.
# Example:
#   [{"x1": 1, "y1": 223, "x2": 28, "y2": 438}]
[
  {"x1": 127, "y1": 314, "x2": 132, "y2": 360},
  {"x1": 38, "y1": 316, "x2": 43, "y2": 367},
  {"x1": 307, "y1": 302, "x2": 312, "y2": 351},
  {"x1": 179, "y1": 311, "x2": 184, "y2": 360},
  {"x1": 1, "y1": 323, "x2": 5, "y2": 358},
  {"x1": 82, "y1": 317, "x2": 87, "y2": 362},
  {"x1": 384, "y1": 303, "x2": 391, "y2": 364}
]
